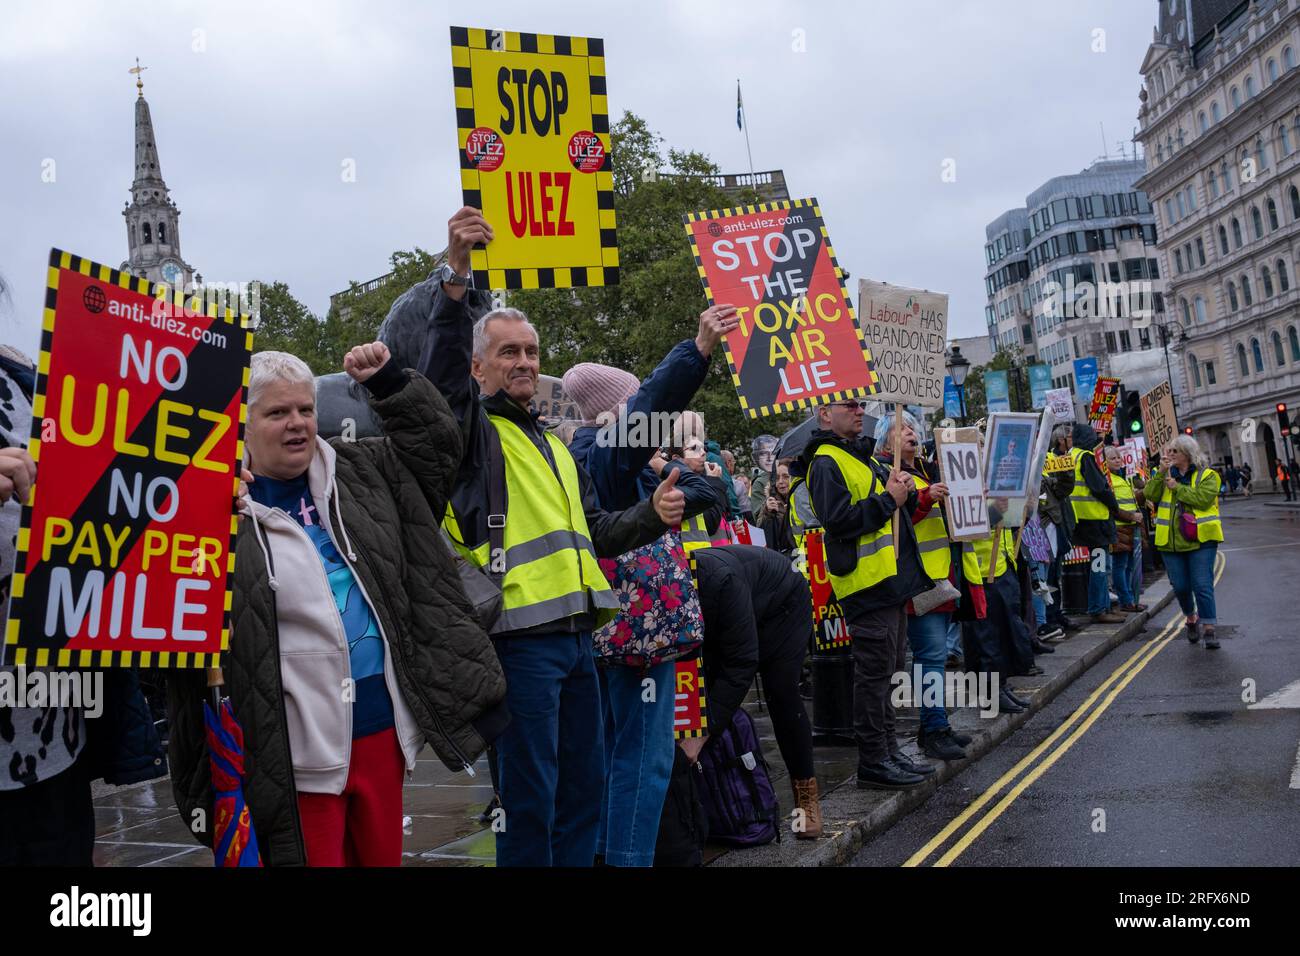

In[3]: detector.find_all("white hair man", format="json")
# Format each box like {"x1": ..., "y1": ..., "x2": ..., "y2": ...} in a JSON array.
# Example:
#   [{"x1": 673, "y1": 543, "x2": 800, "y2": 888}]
[{"x1": 407, "y1": 207, "x2": 687, "y2": 868}]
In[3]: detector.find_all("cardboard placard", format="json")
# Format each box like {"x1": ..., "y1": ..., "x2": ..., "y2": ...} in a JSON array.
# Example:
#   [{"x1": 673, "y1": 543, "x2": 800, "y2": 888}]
[
  {"x1": 856, "y1": 280, "x2": 948, "y2": 408},
  {"x1": 1045, "y1": 387, "x2": 1076, "y2": 423},
  {"x1": 935, "y1": 426, "x2": 990, "y2": 542},
  {"x1": 1140, "y1": 380, "x2": 1177, "y2": 453},
  {"x1": 1088, "y1": 377, "x2": 1121, "y2": 434},
  {"x1": 673, "y1": 653, "x2": 708, "y2": 739},
  {"x1": 1023, "y1": 407, "x2": 1057, "y2": 506},
  {"x1": 803, "y1": 530, "x2": 849, "y2": 651},
  {"x1": 531, "y1": 374, "x2": 579, "y2": 422},
  {"x1": 5, "y1": 250, "x2": 250, "y2": 669},
  {"x1": 984, "y1": 412, "x2": 1040, "y2": 498},
  {"x1": 683, "y1": 199, "x2": 879, "y2": 418},
  {"x1": 1044, "y1": 452, "x2": 1075, "y2": 474},
  {"x1": 449, "y1": 27, "x2": 617, "y2": 290}
]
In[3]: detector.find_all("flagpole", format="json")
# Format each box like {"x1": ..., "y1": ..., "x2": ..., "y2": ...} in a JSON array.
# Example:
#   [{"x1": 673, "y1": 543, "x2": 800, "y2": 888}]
[{"x1": 739, "y1": 78, "x2": 754, "y2": 179}]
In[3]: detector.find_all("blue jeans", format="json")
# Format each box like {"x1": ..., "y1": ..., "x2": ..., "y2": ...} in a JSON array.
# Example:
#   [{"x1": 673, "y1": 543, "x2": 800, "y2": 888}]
[
  {"x1": 492, "y1": 632, "x2": 605, "y2": 867},
  {"x1": 1162, "y1": 544, "x2": 1218, "y2": 625},
  {"x1": 1086, "y1": 550, "x2": 1112, "y2": 614},
  {"x1": 1029, "y1": 560, "x2": 1049, "y2": 627},
  {"x1": 596, "y1": 662, "x2": 676, "y2": 867},
  {"x1": 945, "y1": 619, "x2": 963, "y2": 662},
  {"x1": 1111, "y1": 549, "x2": 1135, "y2": 607},
  {"x1": 906, "y1": 612, "x2": 952, "y2": 733}
]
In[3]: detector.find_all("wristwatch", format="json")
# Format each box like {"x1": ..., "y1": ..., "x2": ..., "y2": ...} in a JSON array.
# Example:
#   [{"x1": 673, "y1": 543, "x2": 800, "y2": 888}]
[{"x1": 439, "y1": 262, "x2": 473, "y2": 287}]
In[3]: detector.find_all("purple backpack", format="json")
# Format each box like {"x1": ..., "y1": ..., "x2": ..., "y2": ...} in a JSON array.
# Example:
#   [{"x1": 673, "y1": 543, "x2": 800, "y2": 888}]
[{"x1": 697, "y1": 707, "x2": 781, "y2": 847}]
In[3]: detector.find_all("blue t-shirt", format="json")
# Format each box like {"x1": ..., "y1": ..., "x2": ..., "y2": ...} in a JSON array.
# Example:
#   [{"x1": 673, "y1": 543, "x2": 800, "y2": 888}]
[{"x1": 251, "y1": 474, "x2": 394, "y2": 739}]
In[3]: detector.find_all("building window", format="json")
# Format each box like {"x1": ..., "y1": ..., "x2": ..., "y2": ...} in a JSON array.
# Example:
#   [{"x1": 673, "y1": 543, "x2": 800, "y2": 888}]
[
  {"x1": 1105, "y1": 331, "x2": 1118, "y2": 352},
  {"x1": 1268, "y1": 199, "x2": 1279, "y2": 230},
  {"x1": 1186, "y1": 185, "x2": 1197, "y2": 211},
  {"x1": 1232, "y1": 218, "x2": 1243, "y2": 247},
  {"x1": 1263, "y1": 266, "x2": 1274, "y2": 298},
  {"x1": 1278, "y1": 259, "x2": 1291, "y2": 292},
  {"x1": 1252, "y1": 206, "x2": 1264, "y2": 239},
  {"x1": 1165, "y1": 199, "x2": 1176, "y2": 225},
  {"x1": 1286, "y1": 46, "x2": 1297, "y2": 71},
  {"x1": 1292, "y1": 185, "x2": 1300, "y2": 219},
  {"x1": 1242, "y1": 275, "x2": 1254, "y2": 306},
  {"x1": 1176, "y1": 192, "x2": 1186, "y2": 218},
  {"x1": 1237, "y1": 343, "x2": 1249, "y2": 376},
  {"x1": 1290, "y1": 326, "x2": 1300, "y2": 362},
  {"x1": 1189, "y1": 354, "x2": 1202, "y2": 388},
  {"x1": 1181, "y1": 298, "x2": 1191, "y2": 323},
  {"x1": 1195, "y1": 296, "x2": 1207, "y2": 323},
  {"x1": 1268, "y1": 59, "x2": 1279, "y2": 83},
  {"x1": 1274, "y1": 331, "x2": 1286, "y2": 366},
  {"x1": 1212, "y1": 101, "x2": 1222, "y2": 123},
  {"x1": 1281, "y1": 124, "x2": 1293, "y2": 157},
  {"x1": 1140, "y1": 327, "x2": 1152, "y2": 348},
  {"x1": 1256, "y1": 136, "x2": 1268, "y2": 169},
  {"x1": 1199, "y1": 111, "x2": 1208, "y2": 134},
  {"x1": 1222, "y1": 161, "x2": 1232, "y2": 190},
  {"x1": 1120, "y1": 330, "x2": 1132, "y2": 352},
  {"x1": 1206, "y1": 361, "x2": 1217, "y2": 385},
  {"x1": 1252, "y1": 338, "x2": 1264, "y2": 372},
  {"x1": 1209, "y1": 169, "x2": 1219, "y2": 198},
  {"x1": 1196, "y1": 238, "x2": 1206, "y2": 266},
  {"x1": 158, "y1": 222, "x2": 166, "y2": 244},
  {"x1": 142, "y1": 222, "x2": 152, "y2": 244},
  {"x1": 1174, "y1": 249, "x2": 1183, "y2": 273},
  {"x1": 1228, "y1": 281, "x2": 1240, "y2": 311},
  {"x1": 1245, "y1": 76, "x2": 1256, "y2": 99},
  {"x1": 1231, "y1": 86, "x2": 1240, "y2": 109},
  {"x1": 1219, "y1": 224, "x2": 1229, "y2": 254}
]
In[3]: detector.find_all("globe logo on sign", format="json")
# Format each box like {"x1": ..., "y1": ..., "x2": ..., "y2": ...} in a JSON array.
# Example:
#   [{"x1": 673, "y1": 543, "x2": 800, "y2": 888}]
[
  {"x1": 83, "y1": 286, "x2": 107, "y2": 314},
  {"x1": 707, "y1": 222, "x2": 723, "y2": 238}
]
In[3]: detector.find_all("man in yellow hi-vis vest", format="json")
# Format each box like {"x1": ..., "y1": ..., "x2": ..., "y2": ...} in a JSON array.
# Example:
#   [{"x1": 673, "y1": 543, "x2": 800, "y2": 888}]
[
  {"x1": 418, "y1": 207, "x2": 689, "y2": 867},
  {"x1": 802, "y1": 400, "x2": 935, "y2": 790},
  {"x1": 1066, "y1": 423, "x2": 1126, "y2": 625}
]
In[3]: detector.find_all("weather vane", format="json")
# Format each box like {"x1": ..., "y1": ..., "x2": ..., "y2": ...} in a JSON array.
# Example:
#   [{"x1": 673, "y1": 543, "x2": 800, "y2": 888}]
[{"x1": 129, "y1": 57, "x2": 147, "y2": 96}]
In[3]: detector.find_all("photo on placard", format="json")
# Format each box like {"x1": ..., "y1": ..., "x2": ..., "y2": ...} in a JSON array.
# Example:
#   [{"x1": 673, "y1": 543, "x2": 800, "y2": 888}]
[{"x1": 982, "y1": 412, "x2": 1040, "y2": 499}]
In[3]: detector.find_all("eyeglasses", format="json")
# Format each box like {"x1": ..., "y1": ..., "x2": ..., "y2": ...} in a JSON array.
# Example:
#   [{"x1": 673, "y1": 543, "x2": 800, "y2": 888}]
[{"x1": 832, "y1": 401, "x2": 869, "y2": 410}]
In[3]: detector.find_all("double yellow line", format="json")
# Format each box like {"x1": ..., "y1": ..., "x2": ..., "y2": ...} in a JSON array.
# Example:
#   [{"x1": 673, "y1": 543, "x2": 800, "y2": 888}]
[{"x1": 903, "y1": 551, "x2": 1226, "y2": 867}]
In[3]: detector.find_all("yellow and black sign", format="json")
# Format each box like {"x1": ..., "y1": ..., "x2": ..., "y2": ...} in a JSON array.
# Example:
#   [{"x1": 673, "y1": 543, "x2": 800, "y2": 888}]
[{"x1": 449, "y1": 27, "x2": 618, "y2": 290}]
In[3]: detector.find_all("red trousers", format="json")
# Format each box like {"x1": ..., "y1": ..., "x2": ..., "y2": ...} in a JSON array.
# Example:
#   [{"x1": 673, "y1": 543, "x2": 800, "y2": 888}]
[{"x1": 296, "y1": 727, "x2": 404, "y2": 867}]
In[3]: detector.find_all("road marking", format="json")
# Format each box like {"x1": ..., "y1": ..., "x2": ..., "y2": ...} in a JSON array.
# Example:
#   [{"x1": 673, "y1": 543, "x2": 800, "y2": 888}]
[
  {"x1": 1291, "y1": 742, "x2": 1300, "y2": 791},
  {"x1": 1247, "y1": 679, "x2": 1300, "y2": 709},
  {"x1": 1219, "y1": 542, "x2": 1300, "y2": 553},
  {"x1": 908, "y1": 552, "x2": 1226, "y2": 867}
]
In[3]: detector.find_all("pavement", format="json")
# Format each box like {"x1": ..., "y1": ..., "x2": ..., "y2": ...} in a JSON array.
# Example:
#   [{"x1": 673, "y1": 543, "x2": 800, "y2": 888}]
[{"x1": 92, "y1": 491, "x2": 1284, "y2": 867}]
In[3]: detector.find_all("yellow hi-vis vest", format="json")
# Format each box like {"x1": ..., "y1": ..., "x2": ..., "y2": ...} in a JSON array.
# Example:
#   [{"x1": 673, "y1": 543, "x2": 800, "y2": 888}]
[
  {"x1": 1153, "y1": 468, "x2": 1224, "y2": 547},
  {"x1": 1110, "y1": 472, "x2": 1137, "y2": 525},
  {"x1": 460, "y1": 416, "x2": 618, "y2": 634},
  {"x1": 788, "y1": 475, "x2": 807, "y2": 550},
  {"x1": 808, "y1": 444, "x2": 897, "y2": 597},
  {"x1": 679, "y1": 512, "x2": 713, "y2": 556},
  {"x1": 909, "y1": 474, "x2": 952, "y2": 581},
  {"x1": 960, "y1": 541, "x2": 982, "y2": 585},
  {"x1": 442, "y1": 501, "x2": 488, "y2": 565},
  {"x1": 1069, "y1": 445, "x2": 1110, "y2": 521},
  {"x1": 969, "y1": 527, "x2": 1018, "y2": 581}
]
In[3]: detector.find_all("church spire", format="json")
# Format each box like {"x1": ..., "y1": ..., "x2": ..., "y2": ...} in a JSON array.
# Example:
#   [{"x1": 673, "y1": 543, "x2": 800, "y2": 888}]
[{"x1": 121, "y1": 62, "x2": 195, "y2": 288}]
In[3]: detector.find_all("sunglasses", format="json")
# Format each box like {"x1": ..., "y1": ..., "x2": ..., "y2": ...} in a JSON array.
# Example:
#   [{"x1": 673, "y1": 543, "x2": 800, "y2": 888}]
[{"x1": 832, "y1": 400, "x2": 869, "y2": 410}]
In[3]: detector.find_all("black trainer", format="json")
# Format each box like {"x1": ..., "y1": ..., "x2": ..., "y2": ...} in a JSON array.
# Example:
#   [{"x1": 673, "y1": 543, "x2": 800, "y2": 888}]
[
  {"x1": 999, "y1": 689, "x2": 1026, "y2": 713},
  {"x1": 1186, "y1": 621, "x2": 1200, "y2": 644},
  {"x1": 947, "y1": 727, "x2": 973, "y2": 747},
  {"x1": 890, "y1": 751, "x2": 937, "y2": 776},
  {"x1": 857, "y1": 760, "x2": 926, "y2": 789},
  {"x1": 921, "y1": 729, "x2": 968, "y2": 761},
  {"x1": 1203, "y1": 628, "x2": 1220, "y2": 649}
]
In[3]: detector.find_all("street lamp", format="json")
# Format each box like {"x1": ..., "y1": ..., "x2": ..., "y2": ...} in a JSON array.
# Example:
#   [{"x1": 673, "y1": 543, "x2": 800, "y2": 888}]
[{"x1": 946, "y1": 346, "x2": 971, "y2": 426}]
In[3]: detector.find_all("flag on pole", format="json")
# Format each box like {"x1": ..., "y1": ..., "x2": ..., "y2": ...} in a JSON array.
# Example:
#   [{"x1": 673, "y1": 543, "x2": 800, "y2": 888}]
[{"x1": 736, "y1": 80, "x2": 743, "y2": 130}]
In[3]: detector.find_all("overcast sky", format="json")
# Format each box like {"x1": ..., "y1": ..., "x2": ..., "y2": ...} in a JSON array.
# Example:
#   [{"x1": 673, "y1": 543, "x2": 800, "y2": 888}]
[{"x1": 1, "y1": 0, "x2": 1159, "y2": 361}]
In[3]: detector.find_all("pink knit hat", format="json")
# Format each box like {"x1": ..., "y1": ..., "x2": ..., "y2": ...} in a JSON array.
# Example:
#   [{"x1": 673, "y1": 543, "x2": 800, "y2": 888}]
[{"x1": 562, "y1": 362, "x2": 640, "y2": 423}]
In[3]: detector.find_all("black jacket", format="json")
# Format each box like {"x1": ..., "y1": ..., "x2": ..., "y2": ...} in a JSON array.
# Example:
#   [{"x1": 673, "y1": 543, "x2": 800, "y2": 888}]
[
  {"x1": 417, "y1": 282, "x2": 669, "y2": 635},
  {"x1": 800, "y1": 430, "x2": 931, "y2": 618},
  {"x1": 694, "y1": 545, "x2": 811, "y2": 735},
  {"x1": 1068, "y1": 423, "x2": 1118, "y2": 549},
  {"x1": 167, "y1": 369, "x2": 509, "y2": 867}
]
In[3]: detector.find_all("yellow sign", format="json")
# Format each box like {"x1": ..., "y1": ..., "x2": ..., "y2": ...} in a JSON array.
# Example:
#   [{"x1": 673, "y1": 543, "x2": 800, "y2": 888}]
[
  {"x1": 450, "y1": 27, "x2": 618, "y2": 290},
  {"x1": 1044, "y1": 452, "x2": 1074, "y2": 474}
]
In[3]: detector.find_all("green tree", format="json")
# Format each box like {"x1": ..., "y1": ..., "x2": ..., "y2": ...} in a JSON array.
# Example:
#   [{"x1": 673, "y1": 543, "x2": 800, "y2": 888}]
[{"x1": 248, "y1": 280, "x2": 328, "y2": 373}]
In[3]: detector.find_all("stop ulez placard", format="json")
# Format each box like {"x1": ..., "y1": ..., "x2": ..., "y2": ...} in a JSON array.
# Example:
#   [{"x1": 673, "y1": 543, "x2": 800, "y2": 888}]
[
  {"x1": 684, "y1": 198, "x2": 880, "y2": 418},
  {"x1": 450, "y1": 27, "x2": 617, "y2": 290},
  {"x1": 4, "y1": 250, "x2": 250, "y2": 669}
]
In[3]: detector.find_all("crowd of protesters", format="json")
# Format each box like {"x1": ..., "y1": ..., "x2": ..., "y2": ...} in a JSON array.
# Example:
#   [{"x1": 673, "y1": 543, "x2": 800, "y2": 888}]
[{"x1": 0, "y1": 208, "x2": 1240, "y2": 867}]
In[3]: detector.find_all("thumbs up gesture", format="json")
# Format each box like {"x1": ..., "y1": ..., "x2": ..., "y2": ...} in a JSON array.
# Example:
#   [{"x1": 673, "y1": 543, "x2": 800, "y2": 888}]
[{"x1": 652, "y1": 467, "x2": 686, "y2": 526}]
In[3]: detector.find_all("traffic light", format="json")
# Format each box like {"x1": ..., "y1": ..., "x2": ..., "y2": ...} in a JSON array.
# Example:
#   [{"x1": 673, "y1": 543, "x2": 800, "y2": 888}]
[
  {"x1": 1183, "y1": 426, "x2": 1194, "y2": 435},
  {"x1": 1278, "y1": 402, "x2": 1291, "y2": 431},
  {"x1": 1118, "y1": 388, "x2": 1144, "y2": 435}
]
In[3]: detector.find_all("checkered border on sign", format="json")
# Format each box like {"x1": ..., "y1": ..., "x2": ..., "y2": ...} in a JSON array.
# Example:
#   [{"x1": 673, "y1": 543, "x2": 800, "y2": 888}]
[
  {"x1": 3, "y1": 248, "x2": 252, "y2": 670},
  {"x1": 682, "y1": 198, "x2": 880, "y2": 419},
  {"x1": 450, "y1": 27, "x2": 618, "y2": 291}
]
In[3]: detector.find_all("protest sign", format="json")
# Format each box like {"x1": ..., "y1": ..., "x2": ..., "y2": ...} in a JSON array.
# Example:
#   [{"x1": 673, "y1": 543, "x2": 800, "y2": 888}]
[
  {"x1": 1044, "y1": 452, "x2": 1075, "y2": 474},
  {"x1": 943, "y1": 376, "x2": 963, "y2": 419},
  {"x1": 856, "y1": 280, "x2": 948, "y2": 408},
  {"x1": 1073, "y1": 357, "x2": 1098, "y2": 404},
  {"x1": 684, "y1": 199, "x2": 880, "y2": 418},
  {"x1": 1140, "y1": 380, "x2": 1177, "y2": 452},
  {"x1": 1028, "y1": 364, "x2": 1052, "y2": 409},
  {"x1": 1088, "y1": 376, "x2": 1121, "y2": 434},
  {"x1": 1023, "y1": 408, "x2": 1057, "y2": 506},
  {"x1": 935, "y1": 426, "x2": 990, "y2": 542},
  {"x1": 5, "y1": 250, "x2": 250, "y2": 669},
  {"x1": 984, "y1": 412, "x2": 1040, "y2": 498},
  {"x1": 673, "y1": 652, "x2": 708, "y2": 739},
  {"x1": 1045, "y1": 387, "x2": 1075, "y2": 422},
  {"x1": 804, "y1": 530, "x2": 849, "y2": 651},
  {"x1": 449, "y1": 27, "x2": 617, "y2": 290},
  {"x1": 985, "y1": 369, "x2": 1010, "y2": 413},
  {"x1": 531, "y1": 374, "x2": 579, "y2": 422},
  {"x1": 1118, "y1": 440, "x2": 1142, "y2": 478}
]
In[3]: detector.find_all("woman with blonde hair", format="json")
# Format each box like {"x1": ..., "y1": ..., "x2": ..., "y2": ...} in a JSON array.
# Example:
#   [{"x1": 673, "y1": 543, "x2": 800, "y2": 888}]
[{"x1": 1144, "y1": 434, "x2": 1224, "y2": 648}]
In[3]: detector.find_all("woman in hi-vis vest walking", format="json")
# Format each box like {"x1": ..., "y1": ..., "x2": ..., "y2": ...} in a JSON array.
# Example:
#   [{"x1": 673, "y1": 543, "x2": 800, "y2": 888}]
[{"x1": 1144, "y1": 435, "x2": 1224, "y2": 649}]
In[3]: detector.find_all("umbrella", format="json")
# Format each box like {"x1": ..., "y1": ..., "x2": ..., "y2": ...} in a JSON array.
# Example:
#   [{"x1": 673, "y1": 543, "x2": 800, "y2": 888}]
[
  {"x1": 772, "y1": 411, "x2": 879, "y2": 463},
  {"x1": 204, "y1": 693, "x2": 263, "y2": 867}
]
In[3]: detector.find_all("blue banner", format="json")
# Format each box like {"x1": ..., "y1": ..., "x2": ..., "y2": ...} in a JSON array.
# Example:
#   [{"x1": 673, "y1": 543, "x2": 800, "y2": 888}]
[
  {"x1": 1028, "y1": 363, "x2": 1052, "y2": 409},
  {"x1": 986, "y1": 369, "x2": 1010, "y2": 413},
  {"x1": 943, "y1": 376, "x2": 963, "y2": 419},
  {"x1": 1073, "y1": 357, "x2": 1098, "y2": 405}
]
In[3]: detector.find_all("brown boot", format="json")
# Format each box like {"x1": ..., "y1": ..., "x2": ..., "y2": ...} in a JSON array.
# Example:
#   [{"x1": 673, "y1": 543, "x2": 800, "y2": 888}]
[
  {"x1": 792, "y1": 777, "x2": 823, "y2": 839},
  {"x1": 1090, "y1": 612, "x2": 1127, "y2": 624}
]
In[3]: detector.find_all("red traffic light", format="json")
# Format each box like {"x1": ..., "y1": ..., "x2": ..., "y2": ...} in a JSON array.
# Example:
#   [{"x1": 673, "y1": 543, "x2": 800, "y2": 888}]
[
  {"x1": 1183, "y1": 427, "x2": 1194, "y2": 435},
  {"x1": 1279, "y1": 403, "x2": 1289, "y2": 414}
]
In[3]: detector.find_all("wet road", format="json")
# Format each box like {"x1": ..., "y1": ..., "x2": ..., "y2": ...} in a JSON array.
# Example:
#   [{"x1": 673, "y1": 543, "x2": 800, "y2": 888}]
[{"x1": 852, "y1": 495, "x2": 1300, "y2": 867}]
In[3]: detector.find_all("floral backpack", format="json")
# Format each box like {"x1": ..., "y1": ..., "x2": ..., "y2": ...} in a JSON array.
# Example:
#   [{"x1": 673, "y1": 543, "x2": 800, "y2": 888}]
[{"x1": 591, "y1": 530, "x2": 705, "y2": 669}]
